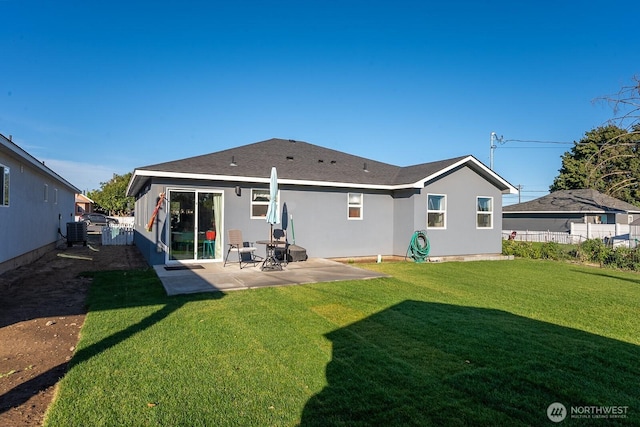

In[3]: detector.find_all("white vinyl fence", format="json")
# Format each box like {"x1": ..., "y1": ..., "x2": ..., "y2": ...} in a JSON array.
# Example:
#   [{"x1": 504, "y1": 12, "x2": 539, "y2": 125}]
[
  {"x1": 570, "y1": 223, "x2": 629, "y2": 240},
  {"x1": 101, "y1": 225, "x2": 135, "y2": 246},
  {"x1": 504, "y1": 224, "x2": 640, "y2": 248},
  {"x1": 502, "y1": 230, "x2": 576, "y2": 244}
]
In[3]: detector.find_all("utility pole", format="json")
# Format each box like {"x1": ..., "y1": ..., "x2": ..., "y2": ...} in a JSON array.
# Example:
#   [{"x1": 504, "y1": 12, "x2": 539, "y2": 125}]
[
  {"x1": 490, "y1": 131, "x2": 503, "y2": 170},
  {"x1": 517, "y1": 184, "x2": 523, "y2": 203}
]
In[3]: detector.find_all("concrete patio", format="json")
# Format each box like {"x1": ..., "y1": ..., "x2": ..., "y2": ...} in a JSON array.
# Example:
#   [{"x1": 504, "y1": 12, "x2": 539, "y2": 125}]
[{"x1": 154, "y1": 258, "x2": 388, "y2": 296}]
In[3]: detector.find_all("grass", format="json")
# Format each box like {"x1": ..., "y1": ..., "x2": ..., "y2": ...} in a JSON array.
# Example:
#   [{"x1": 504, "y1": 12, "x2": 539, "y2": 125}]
[{"x1": 43, "y1": 260, "x2": 640, "y2": 426}]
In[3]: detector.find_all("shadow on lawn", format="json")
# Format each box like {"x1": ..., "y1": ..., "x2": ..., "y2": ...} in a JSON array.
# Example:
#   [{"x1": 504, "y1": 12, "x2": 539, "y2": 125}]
[
  {"x1": 0, "y1": 269, "x2": 225, "y2": 416},
  {"x1": 301, "y1": 300, "x2": 640, "y2": 426},
  {"x1": 571, "y1": 268, "x2": 640, "y2": 286}
]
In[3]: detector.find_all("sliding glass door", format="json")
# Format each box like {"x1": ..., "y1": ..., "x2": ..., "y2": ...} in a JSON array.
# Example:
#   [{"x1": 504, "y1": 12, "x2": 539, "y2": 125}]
[{"x1": 168, "y1": 189, "x2": 222, "y2": 262}]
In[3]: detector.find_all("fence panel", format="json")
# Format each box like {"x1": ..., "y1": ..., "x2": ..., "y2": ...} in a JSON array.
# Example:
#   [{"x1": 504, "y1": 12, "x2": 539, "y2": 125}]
[
  {"x1": 502, "y1": 230, "x2": 576, "y2": 244},
  {"x1": 101, "y1": 225, "x2": 135, "y2": 246},
  {"x1": 570, "y1": 223, "x2": 630, "y2": 239}
]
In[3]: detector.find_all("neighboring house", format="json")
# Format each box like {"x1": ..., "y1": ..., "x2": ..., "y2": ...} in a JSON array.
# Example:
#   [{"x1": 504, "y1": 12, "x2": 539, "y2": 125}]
[
  {"x1": 75, "y1": 193, "x2": 94, "y2": 219},
  {"x1": 126, "y1": 138, "x2": 517, "y2": 266},
  {"x1": 0, "y1": 133, "x2": 80, "y2": 274},
  {"x1": 503, "y1": 189, "x2": 640, "y2": 234}
]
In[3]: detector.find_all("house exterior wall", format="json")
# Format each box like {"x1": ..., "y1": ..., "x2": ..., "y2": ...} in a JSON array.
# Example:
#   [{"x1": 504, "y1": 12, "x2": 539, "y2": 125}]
[
  {"x1": 132, "y1": 179, "x2": 396, "y2": 263},
  {"x1": 0, "y1": 145, "x2": 77, "y2": 274},
  {"x1": 502, "y1": 213, "x2": 586, "y2": 233},
  {"x1": 419, "y1": 166, "x2": 504, "y2": 256},
  {"x1": 391, "y1": 188, "x2": 420, "y2": 257},
  {"x1": 274, "y1": 186, "x2": 394, "y2": 259}
]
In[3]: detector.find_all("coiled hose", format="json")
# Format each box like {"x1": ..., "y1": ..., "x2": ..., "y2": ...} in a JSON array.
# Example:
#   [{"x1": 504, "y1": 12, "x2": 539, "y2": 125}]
[{"x1": 406, "y1": 230, "x2": 430, "y2": 263}]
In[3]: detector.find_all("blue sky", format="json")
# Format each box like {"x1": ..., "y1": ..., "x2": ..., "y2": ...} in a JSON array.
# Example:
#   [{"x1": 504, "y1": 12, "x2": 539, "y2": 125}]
[{"x1": 1, "y1": 1, "x2": 637, "y2": 203}]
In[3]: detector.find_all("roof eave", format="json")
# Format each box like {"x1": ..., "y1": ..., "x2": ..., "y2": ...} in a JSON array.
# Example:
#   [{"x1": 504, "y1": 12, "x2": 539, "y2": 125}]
[
  {"x1": 414, "y1": 156, "x2": 518, "y2": 194},
  {"x1": 127, "y1": 169, "x2": 412, "y2": 193},
  {"x1": 1, "y1": 134, "x2": 81, "y2": 194}
]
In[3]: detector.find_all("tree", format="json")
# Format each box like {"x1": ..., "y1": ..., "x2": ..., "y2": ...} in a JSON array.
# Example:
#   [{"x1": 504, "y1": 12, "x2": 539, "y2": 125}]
[
  {"x1": 550, "y1": 125, "x2": 640, "y2": 205},
  {"x1": 599, "y1": 75, "x2": 640, "y2": 135},
  {"x1": 550, "y1": 76, "x2": 640, "y2": 205},
  {"x1": 87, "y1": 172, "x2": 134, "y2": 215}
]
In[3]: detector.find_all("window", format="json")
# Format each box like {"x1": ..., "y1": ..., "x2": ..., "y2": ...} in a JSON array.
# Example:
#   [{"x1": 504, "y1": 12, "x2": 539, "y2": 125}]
[
  {"x1": 43, "y1": 184, "x2": 49, "y2": 202},
  {"x1": 348, "y1": 193, "x2": 363, "y2": 219},
  {"x1": 0, "y1": 164, "x2": 8, "y2": 206},
  {"x1": 251, "y1": 189, "x2": 272, "y2": 218},
  {"x1": 54, "y1": 188, "x2": 58, "y2": 204},
  {"x1": 477, "y1": 196, "x2": 493, "y2": 228},
  {"x1": 427, "y1": 194, "x2": 446, "y2": 228}
]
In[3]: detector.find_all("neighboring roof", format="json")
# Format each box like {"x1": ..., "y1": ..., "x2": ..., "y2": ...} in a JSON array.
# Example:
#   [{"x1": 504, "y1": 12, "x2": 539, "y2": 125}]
[
  {"x1": 127, "y1": 138, "x2": 517, "y2": 196},
  {"x1": 503, "y1": 189, "x2": 640, "y2": 214},
  {"x1": 0, "y1": 133, "x2": 80, "y2": 194},
  {"x1": 75, "y1": 193, "x2": 94, "y2": 203}
]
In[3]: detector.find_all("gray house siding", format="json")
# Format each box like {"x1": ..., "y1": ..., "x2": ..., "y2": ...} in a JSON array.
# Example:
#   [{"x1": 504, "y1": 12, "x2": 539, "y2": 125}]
[
  {"x1": 133, "y1": 179, "x2": 396, "y2": 264},
  {"x1": 420, "y1": 166, "x2": 503, "y2": 256},
  {"x1": 276, "y1": 187, "x2": 394, "y2": 259},
  {"x1": 391, "y1": 188, "x2": 419, "y2": 257},
  {"x1": 502, "y1": 213, "x2": 585, "y2": 233},
  {"x1": 0, "y1": 135, "x2": 78, "y2": 273}
]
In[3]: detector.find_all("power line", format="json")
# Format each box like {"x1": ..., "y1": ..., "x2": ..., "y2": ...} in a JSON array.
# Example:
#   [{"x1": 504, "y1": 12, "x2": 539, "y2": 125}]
[
  {"x1": 499, "y1": 146, "x2": 568, "y2": 149},
  {"x1": 504, "y1": 139, "x2": 573, "y2": 145}
]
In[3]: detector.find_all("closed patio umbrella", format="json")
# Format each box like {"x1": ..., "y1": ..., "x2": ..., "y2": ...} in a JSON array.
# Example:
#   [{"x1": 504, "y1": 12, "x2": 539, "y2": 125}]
[{"x1": 265, "y1": 166, "x2": 280, "y2": 241}]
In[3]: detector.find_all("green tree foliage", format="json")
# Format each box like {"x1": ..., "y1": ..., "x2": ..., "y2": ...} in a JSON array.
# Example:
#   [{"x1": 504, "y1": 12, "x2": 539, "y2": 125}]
[
  {"x1": 87, "y1": 172, "x2": 134, "y2": 215},
  {"x1": 550, "y1": 125, "x2": 640, "y2": 205}
]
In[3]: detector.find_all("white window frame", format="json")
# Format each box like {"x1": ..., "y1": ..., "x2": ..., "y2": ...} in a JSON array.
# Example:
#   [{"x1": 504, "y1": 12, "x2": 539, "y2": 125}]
[
  {"x1": 427, "y1": 194, "x2": 446, "y2": 229},
  {"x1": 251, "y1": 188, "x2": 279, "y2": 219},
  {"x1": 347, "y1": 193, "x2": 363, "y2": 220},
  {"x1": 54, "y1": 188, "x2": 58, "y2": 204},
  {"x1": 43, "y1": 183, "x2": 49, "y2": 202},
  {"x1": 476, "y1": 196, "x2": 493, "y2": 229},
  {"x1": 0, "y1": 164, "x2": 9, "y2": 207}
]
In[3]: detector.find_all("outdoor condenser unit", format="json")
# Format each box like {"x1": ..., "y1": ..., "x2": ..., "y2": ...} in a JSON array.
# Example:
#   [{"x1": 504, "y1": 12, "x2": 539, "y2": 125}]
[{"x1": 66, "y1": 221, "x2": 87, "y2": 247}]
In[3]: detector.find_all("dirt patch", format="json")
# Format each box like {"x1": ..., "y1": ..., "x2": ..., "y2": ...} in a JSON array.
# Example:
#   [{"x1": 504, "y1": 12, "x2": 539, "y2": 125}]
[{"x1": 0, "y1": 236, "x2": 148, "y2": 426}]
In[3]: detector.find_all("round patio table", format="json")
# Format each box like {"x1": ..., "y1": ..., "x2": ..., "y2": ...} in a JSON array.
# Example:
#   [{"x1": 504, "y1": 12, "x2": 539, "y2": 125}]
[{"x1": 256, "y1": 240, "x2": 286, "y2": 271}]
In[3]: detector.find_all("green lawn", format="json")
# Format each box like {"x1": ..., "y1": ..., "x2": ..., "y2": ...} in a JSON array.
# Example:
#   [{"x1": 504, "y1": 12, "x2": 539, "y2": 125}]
[{"x1": 44, "y1": 259, "x2": 640, "y2": 426}]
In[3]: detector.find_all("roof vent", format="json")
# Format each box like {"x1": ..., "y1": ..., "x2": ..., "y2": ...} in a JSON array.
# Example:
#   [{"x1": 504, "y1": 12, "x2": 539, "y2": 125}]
[
  {"x1": 363, "y1": 162, "x2": 369, "y2": 172},
  {"x1": 230, "y1": 156, "x2": 237, "y2": 166},
  {"x1": 318, "y1": 159, "x2": 324, "y2": 163},
  {"x1": 289, "y1": 139, "x2": 296, "y2": 143},
  {"x1": 286, "y1": 156, "x2": 294, "y2": 161},
  {"x1": 330, "y1": 160, "x2": 336, "y2": 164}
]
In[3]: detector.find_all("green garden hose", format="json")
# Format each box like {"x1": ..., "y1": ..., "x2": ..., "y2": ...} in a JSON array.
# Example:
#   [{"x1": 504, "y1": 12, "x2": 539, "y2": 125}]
[{"x1": 406, "y1": 230, "x2": 430, "y2": 263}]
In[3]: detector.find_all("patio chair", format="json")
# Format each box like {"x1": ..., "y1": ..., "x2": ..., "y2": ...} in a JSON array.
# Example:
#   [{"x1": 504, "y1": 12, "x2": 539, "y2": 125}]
[
  {"x1": 223, "y1": 229, "x2": 259, "y2": 268},
  {"x1": 273, "y1": 228, "x2": 289, "y2": 266}
]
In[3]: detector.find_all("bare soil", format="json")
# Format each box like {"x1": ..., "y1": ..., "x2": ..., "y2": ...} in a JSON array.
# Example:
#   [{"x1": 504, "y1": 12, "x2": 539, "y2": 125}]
[{"x1": 0, "y1": 236, "x2": 148, "y2": 426}]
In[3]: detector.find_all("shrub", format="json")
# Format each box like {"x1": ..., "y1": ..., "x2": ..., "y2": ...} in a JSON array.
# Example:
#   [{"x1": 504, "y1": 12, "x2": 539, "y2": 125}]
[
  {"x1": 503, "y1": 240, "x2": 570, "y2": 260},
  {"x1": 540, "y1": 241, "x2": 562, "y2": 260},
  {"x1": 578, "y1": 239, "x2": 611, "y2": 265}
]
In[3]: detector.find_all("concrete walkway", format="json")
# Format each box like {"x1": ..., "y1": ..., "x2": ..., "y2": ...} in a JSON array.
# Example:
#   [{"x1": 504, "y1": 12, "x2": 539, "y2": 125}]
[{"x1": 154, "y1": 258, "x2": 388, "y2": 296}]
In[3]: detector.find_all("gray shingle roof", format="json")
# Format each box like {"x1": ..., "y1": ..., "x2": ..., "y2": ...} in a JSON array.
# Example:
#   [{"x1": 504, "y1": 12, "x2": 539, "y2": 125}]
[
  {"x1": 503, "y1": 189, "x2": 640, "y2": 213},
  {"x1": 128, "y1": 138, "x2": 516, "y2": 195}
]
